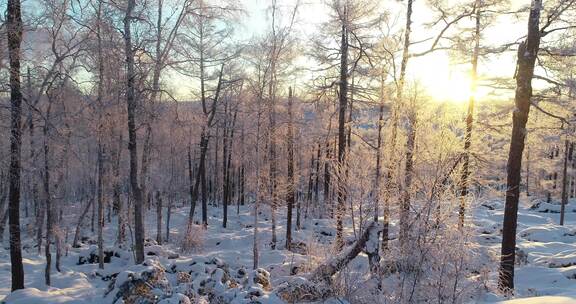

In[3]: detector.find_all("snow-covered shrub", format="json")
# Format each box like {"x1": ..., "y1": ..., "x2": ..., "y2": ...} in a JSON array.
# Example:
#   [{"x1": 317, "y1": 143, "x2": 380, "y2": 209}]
[
  {"x1": 107, "y1": 257, "x2": 172, "y2": 303},
  {"x1": 179, "y1": 224, "x2": 204, "y2": 253},
  {"x1": 372, "y1": 198, "x2": 493, "y2": 304}
]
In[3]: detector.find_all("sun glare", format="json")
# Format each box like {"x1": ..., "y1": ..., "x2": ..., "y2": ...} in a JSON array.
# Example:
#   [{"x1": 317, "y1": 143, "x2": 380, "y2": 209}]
[
  {"x1": 412, "y1": 53, "x2": 478, "y2": 104},
  {"x1": 427, "y1": 73, "x2": 474, "y2": 104}
]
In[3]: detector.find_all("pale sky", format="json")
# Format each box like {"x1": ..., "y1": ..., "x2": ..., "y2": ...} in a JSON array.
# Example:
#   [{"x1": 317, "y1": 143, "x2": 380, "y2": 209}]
[
  {"x1": 244, "y1": 0, "x2": 528, "y2": 103},
  {"x1": 169, "y1": 0, "x2": 532, "y2": 104}
]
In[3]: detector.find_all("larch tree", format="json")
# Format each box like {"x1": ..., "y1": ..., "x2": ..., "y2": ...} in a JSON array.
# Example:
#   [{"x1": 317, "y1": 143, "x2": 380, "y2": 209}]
[
  {"x1": 7, "y1": 0, "x2": 25, "y2": 291},
  {"x1": 123, "y1": 0, "x2": 146, "y2": 264},
  {"x1": 499, "y1": 0, "x2": 576, "y2": 291}
]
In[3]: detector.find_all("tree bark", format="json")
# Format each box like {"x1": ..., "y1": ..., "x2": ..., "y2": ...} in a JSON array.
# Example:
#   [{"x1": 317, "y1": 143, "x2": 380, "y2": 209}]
[
  {"x1": 124, "y1": 0, "x2": 145, "y2": 264},
  {"x1": 7, "y1": 0, "x2": 25, "y2": 290},
  {"x1": 398, "y1": 0, "x2": 415, "y2": 248},
  {"x1": 460, "y1": 0, "x2": 481, "y2": 227},
  {"x1": 323, "y1": 142, "x2": 331, "y2": 218},
  {"x1": 97, "y1": 143, "x2": 105, "y2": 270},
  {"x1": 72, "y1": 197, "x2": 92, "y2": 248},
  {"x1": 335, "y1": 18, "x2": 349, "y2": 251},
  {"x1": 222, "y1": 104, "x2": 229, "y2": 228},
  {"x1": 314, "y1": 144, "x2": 320, "y2": 209},
  {"x1": 499, "y1": 0, "x2": 541, "y2": 291},
  {"x1": 43, "y1": 103, "x2": 53, "y2": 286},
  {"x1": 96, "y1": 0, "x2": 105, "y2": 269},
  {"x1": 286, "y1": 87, "x2": 295, "y2": 250},
  {"x1": 400, "y1": 113, "x2": 416, "y2": 245},
  {"x1": 560, "y1": 140, "x2": 568, "y2": 226},
  {"x1": 369, "y1": 89, "x2": 385, "y2": 274},
  {"x1": 156, "y1": 191, "x2": 163, "y2": 244},
  {"x1": 114, "y1": 134, "x2": 125, "y2": 245},
  {"x1": 310, "y1": 221, "x2": 380, "y2": 283},
  {"x1": 268, "y1": 83, "x2": 278, "y2": 250},
  {"x1": 187, "y1": 144, "x2": 196, "y2": 221}
]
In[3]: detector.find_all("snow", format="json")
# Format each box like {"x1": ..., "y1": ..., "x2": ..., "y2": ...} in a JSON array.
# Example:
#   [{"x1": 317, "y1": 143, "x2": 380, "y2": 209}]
[
  {"x1": 498, "y1": 294, "x2": 576, "y2": 304},
  {"x1": 1, "y1": 197, "x2": 576, "y2": 303}
]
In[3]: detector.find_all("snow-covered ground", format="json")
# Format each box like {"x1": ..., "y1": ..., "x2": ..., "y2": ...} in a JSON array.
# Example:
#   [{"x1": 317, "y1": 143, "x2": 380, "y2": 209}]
[
  {"x1": 1, "y1": 195, "x2": 576, "y2": 303},
  {"x1": 477, "y1": 197, "x2": 576, "y2": 303}
]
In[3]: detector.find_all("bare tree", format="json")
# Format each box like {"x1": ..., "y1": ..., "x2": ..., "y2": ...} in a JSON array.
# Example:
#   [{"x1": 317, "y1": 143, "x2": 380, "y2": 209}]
[
  {"x1": 123, "y1": 0, "x2": 146, "y2": 264},
  {"x1": 499, "y1": 0, "x2": 542, "y2": 291},
  {"x1": 7, "y1": 0, "x2": 25, "y2": 291},
  {"x1": 285, "y1": 86, "x2": 295, "y2": 250}
]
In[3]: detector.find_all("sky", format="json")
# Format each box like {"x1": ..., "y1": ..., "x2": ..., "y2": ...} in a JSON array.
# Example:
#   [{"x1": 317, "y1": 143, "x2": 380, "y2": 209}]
[
  {"x1": 165, "y1": 0, "x2": 532, "y2": 104},
  {"x1": 240, "y1": 0, "x2": 530, "y2": 103}
]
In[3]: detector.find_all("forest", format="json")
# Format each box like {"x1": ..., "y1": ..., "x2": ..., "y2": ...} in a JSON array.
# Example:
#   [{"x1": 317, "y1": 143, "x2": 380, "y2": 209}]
[{"x1": 1, "y1": 0, "x2": 576, "y2": 303}]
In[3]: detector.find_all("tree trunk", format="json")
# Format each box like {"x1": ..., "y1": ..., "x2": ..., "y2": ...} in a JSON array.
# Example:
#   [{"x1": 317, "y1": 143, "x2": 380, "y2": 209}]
[
  {"x1": 499, "y1": 0, "x2": 541, "y2": 291},
  {"x1": 43, "y1": 109, "x2": 53, "y2": 286},
  {"x1": 310, "y1": 221, "x2": 380, "y2": 283},
  {"x1": 400, "y1": 113, "x2": 416, "y2": 246},
  {"x1": 7, "y1": 0, "x2": 25, "y2": 290},
  {"x1": 526, "y1": 146, "x2": 531, "y2": 197},
  {"x1": 73, "y1": 198, "x2": 92, "y2": 248},
  {"x1": 561, "y1": 140, "x2": 569, "y2": 226},
  {"x1": 369, "y1": 92, "x2": 385, "y2": 274},
  {"x1": 166, "y1": 193, "x2": 172, "y2": 242},
  {"x1": 223, "y1": 111, "x2": 237, "y2": 228},
  {"x1": 222, "y1": 105, "x2": 229, "y2": 228},
  {"x1": 201, "y1": 152, "x2": 208, "y2": 227},
  {"x1": 335, "y1": 19, "x2": 348, "y2": 251},
  {"x1": 296, "y1": 148, "x2": 302, "y2": 230},
  {"x1": 306, "y1": 154, "x2": 313, "y2": 220},
  {"x1": 236, "y1": 166, "x2": 241, "y2": 214},
  {"x1": 124, "y1": 0, "x2": 145, "y2": 264},
  {"x1": 214, "y1": 127, "x2": 220, "y2": 207},
  {"x1": 27, "y1": 68, "x2": 42, "y2": 253},
  {"x1": 253, "y1": 101, "x2": 263, "y2": 269},
  {"x1": 189, "y1": 130, "x2": 209, "y2": 227},
  {"x1": 285, "y1": 87, "x2": 295, "y2": 250},
  {"x1": 140, "y1": 125, "x2": 152, "y2": 211},
  {"x1": 114, "y1": 134, "x2": 125, "y2": 245},
  {"x1": 460, "y1": 0, "x2": 481, "y2": 227},
  {"x1": 187, "y1": 145, "x2": 196, "y2": 220},
  {"x1": 323, "y1": 142, "x2": 331, "y2": 219},
  {"x1": 156, "y1": 191, "x2": 162, "y2": 244},
  {"x1": 97, "y1": 142, "x2": 105, "y2": 269},
  {"x1": 269, "y1": 105, "x2": 278, "y2": 250},
  {"x1": 314, "y1": 144, "x2": 320, "y2": 212}
]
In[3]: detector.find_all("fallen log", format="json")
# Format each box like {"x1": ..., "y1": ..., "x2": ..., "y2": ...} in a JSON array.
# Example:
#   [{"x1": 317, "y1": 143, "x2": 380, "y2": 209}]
[{"x1": 309, "y1": 221, "x2": 380, "y2": 283}]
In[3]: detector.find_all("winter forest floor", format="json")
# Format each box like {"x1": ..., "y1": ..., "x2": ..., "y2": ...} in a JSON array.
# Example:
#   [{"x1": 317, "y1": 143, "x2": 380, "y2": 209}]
[{"x1": 1, "y1": 195, "x2": 576, "y2": 303}]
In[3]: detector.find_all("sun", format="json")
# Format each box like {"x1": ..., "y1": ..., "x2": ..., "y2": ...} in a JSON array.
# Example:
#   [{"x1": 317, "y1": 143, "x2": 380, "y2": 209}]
[
  {"x1": 427, "y1": 73, "x2": 474, "y2": 103},
  {"x1": 410, "y1": 52, "x2": 477, "y2": 104}
]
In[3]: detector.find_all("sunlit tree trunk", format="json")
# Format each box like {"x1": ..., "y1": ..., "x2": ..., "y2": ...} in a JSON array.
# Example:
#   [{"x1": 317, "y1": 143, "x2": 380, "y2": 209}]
[
  {"x1": 335, "y1": 16, "x2": 349, "y2": 251},
  {"x1": 499, "y1": 0, "x2": 541, "y2": 291},
  {"x1": 459, "y1": 0, "x2": 481, "y2": 227},
  {"x1": 398, "y1": 0, "x2": 414, "y2": 247}
]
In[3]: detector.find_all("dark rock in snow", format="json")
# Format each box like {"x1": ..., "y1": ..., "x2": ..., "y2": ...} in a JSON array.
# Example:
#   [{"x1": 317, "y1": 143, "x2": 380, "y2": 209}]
[
  {"x1": 77, "y1": 248, "x2": 120, "y2": 265},
  {"x1": 515, "y1": 247, "x2": 529, "y2": 265},
  {"x1": 289, "y1": 241, "x2": 308, "y2": 255}
]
